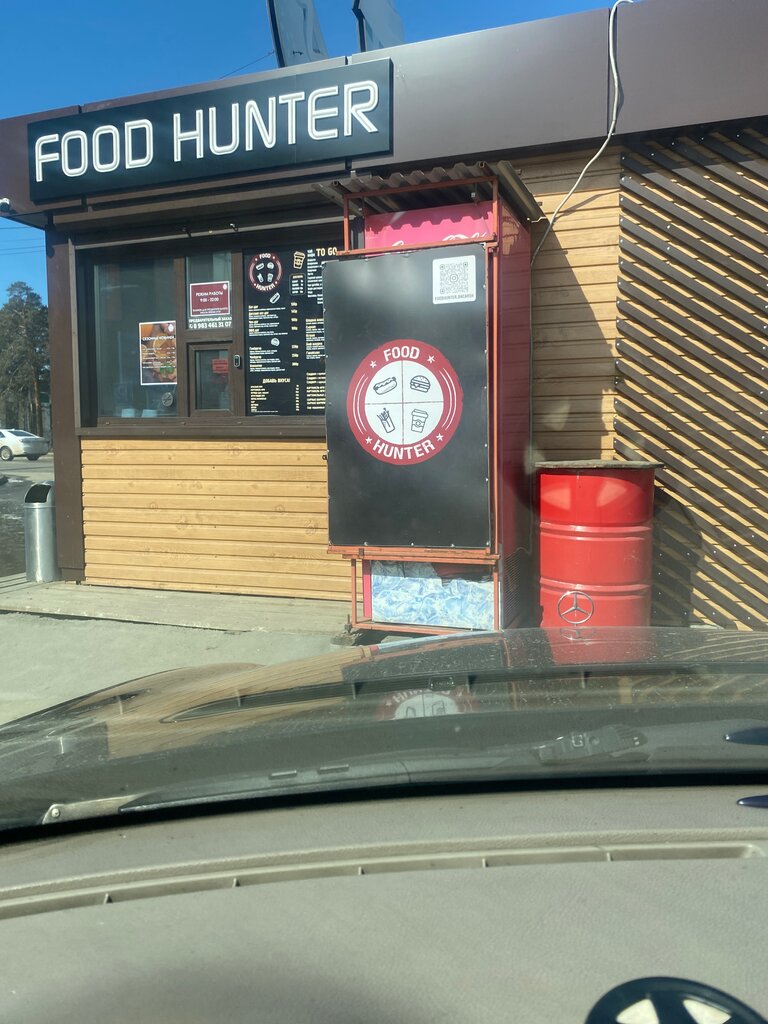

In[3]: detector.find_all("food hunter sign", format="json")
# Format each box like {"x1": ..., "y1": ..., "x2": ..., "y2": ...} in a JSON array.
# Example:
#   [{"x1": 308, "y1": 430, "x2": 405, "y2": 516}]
[{"x1": 28, "y1": 60, "x2": 392, "y2": 200}]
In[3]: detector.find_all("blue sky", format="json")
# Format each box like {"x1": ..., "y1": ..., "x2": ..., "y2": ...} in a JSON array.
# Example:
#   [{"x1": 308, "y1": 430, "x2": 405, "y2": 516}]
[{"x1": 0, "y1": 0, "x2": 607, "y2": 304}]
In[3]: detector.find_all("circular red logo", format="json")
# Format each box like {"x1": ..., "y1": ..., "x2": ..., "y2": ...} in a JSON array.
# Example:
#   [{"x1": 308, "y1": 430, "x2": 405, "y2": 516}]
[
  {"x1": 248, "y1": 253, "x2": 283, "y2": 292},
  {"x1": 346, "y1": 340, "x2": 463, "y2": 465}
]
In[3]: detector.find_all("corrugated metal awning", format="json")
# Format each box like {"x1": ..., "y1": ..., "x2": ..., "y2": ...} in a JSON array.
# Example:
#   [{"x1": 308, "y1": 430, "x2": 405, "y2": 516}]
[{"x1": 314, "y1": 161, "x2": 543, "y2": 223}]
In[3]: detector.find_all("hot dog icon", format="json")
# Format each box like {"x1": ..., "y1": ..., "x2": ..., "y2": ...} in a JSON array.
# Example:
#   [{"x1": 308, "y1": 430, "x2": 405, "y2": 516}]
[
  {"x1": 373, "y1": 376, "x2": 398, "y2": 395},
  {"x1": 409, "y1": 374, "x2": 431, "y2": 393}
]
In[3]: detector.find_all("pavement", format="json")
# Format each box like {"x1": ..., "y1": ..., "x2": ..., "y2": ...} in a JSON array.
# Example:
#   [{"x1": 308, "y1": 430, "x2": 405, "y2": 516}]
[
  {"x1": 0, "y1": 574, "x2": 357, "y2": 725},
  {"x1": 0, "y1": 452, "x2": 374, "y2": 723}
]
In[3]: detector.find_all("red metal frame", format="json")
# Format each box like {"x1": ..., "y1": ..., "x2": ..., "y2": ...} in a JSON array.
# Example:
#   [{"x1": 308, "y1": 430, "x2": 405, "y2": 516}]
[{"x1": 330, "y1": 546, "x2": 495, "y2": 563}]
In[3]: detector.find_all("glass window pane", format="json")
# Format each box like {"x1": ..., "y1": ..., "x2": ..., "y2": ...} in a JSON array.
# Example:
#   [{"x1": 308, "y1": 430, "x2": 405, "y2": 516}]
[
  {"x1": 94, "y1": 259, "x2": 176, "y2": 418},
  {"x1": 195, "y1": 349, "x2": 231, "y2": 410},
  {"x1": 187, "y1": 253, "x2": 233, "y2": 330}
]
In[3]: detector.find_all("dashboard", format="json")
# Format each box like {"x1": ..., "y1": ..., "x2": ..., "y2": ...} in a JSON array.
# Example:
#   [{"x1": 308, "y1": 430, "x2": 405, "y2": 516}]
[{"x1": 0, "y1": 782, "x2": 767, "y2": 1022}]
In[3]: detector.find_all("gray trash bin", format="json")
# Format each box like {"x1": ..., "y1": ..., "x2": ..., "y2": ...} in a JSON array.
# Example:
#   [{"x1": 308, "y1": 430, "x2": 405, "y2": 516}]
[{"x1": 23, "y1": 481, "x2": 60, "y2": 583}]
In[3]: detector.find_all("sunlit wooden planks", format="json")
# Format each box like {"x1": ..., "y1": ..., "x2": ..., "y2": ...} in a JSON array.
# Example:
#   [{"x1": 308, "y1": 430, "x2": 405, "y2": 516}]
[
  {"x1": 81, "y1": 438, "x2": 345, "y2": 600},
  {"x1": 518, "y1": 148, "x2": 622, "y2": 463}
]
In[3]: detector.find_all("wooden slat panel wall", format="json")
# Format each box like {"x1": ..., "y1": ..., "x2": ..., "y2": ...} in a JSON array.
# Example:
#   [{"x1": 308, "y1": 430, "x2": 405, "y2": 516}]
[
  {"x1": 81, "y1": 439, "x2": 347, "y2": 600},
  {"x1": 518, "y1": 149, "x2": 622, "y2": 461},
  {"x1": 615, "y1": 122, "x2": 768, "y2": 630}
]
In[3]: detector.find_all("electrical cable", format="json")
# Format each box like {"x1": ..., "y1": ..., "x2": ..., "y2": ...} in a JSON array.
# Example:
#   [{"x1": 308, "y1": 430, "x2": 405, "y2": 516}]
[
  {"x1": 531, "y1": 0, "x2": 633, "y2": 264},
  {"x1": 218, "y1": 49, "x2": 275, "y2": 80}
]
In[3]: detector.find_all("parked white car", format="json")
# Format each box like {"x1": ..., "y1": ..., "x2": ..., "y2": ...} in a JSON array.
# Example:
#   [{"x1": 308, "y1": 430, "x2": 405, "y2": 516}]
[{"x1": 0, "y1": 428, "x2": 50, "y2": 461}]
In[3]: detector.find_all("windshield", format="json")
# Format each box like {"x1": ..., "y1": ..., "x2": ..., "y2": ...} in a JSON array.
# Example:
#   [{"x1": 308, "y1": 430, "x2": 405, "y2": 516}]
[{"x1": 0, "y1": 0, "x2": 766, "y2": 836}]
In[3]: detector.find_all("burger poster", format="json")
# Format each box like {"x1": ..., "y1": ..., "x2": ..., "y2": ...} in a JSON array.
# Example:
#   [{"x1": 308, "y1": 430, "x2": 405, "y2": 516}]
[{"x1": 139, "y1": 321, "x2": 177, "y2": 385}]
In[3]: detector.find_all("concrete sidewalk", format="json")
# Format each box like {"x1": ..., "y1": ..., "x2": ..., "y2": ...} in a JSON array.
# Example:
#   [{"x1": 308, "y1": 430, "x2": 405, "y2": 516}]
[
  {"x1": 0, "y1": 577, "x2": 354, "y2": 725},
  {"x1": 0, "y1": 574, "x2": 350, "y2": 634}
]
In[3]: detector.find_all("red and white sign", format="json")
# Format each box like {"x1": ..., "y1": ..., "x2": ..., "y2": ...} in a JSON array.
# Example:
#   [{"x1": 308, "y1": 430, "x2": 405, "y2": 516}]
[
  {"x1": 210, "y1": 358, "x2": 229, "y2": 374},
  {"x1": 247, "y1": 253, "x2": 283, "y2": 292},
  {"x1": 346, "y1": 340, "x2": 463, "y2": 465},
  {"x1": 189, "y1": 281, "x2": 231, "y2": 317}
]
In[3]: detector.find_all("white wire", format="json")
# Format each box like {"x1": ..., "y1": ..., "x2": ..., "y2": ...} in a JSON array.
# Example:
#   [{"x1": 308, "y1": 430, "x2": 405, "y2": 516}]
[{"x1": 531, "y1": 0, "x2": 634, "y2": 264}]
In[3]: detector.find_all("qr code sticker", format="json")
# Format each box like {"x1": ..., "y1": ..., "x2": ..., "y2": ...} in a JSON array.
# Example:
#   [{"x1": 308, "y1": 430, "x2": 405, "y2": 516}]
[{"x1": 432, "y1": 254, "x2": 477, "y2": 304}]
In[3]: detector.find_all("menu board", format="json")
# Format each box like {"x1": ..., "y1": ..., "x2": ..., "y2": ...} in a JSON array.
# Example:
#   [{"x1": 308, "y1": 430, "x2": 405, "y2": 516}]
[{"x1": 244, "y1": 244, "x2": 337, "y2": 416}]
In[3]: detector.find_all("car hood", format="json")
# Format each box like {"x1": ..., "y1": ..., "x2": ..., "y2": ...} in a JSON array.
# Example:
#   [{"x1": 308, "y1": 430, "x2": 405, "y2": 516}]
[
  {"x1": 0, "y1": 627, "x2": 766, "y2": 829},
  {"x1": 4, "y1": 626, "x2": 767, "y2": 750}
]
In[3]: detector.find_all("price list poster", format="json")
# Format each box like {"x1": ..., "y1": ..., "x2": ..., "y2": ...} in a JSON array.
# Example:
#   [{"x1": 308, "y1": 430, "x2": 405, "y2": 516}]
[{"x1": 244, "y1": 245, "x2": 337, "y2": 415}]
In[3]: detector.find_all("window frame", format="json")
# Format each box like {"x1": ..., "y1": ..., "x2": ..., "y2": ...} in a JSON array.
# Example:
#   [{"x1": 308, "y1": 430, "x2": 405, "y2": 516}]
[{"x1": 76, "y1": 228, "x2": 339, "y2": 438}]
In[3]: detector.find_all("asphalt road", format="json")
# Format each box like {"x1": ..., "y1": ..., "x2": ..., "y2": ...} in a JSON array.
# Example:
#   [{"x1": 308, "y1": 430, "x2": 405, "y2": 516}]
[{"x1": 0, "y1": 453, "x2": 55, "y2": 576}]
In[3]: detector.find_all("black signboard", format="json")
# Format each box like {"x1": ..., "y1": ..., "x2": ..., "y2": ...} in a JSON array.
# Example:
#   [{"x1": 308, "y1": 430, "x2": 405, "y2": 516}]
[
  {"x1": 28, "y1": 60, "x2": 391, "y2": 201},
  {"x1": 324, "y1": 244, "x2": 490, "y2": 549},
  {"x1": 244, "y1": 244, "x2": 337, "y2": 415}
]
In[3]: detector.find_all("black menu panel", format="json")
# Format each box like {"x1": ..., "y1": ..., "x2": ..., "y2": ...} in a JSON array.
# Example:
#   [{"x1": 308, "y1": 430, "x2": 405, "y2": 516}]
[
  {"x1": 324, "y1": 244, "x2": 491, "y2": 549},
  {"x1": 244, "y1": 244, "x2": 336, "y2": 415}
]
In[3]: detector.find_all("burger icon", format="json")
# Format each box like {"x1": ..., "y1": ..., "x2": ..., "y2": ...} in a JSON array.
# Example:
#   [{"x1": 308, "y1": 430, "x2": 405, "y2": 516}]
[{"x1": 409, "y1": 374, "x2": 431, "y2": 393}]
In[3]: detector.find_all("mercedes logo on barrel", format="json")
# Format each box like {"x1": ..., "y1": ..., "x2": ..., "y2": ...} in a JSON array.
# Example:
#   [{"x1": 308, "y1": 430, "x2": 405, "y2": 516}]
[{"x1": 556, "y1": 590, "x2": 595, "y2": 625}]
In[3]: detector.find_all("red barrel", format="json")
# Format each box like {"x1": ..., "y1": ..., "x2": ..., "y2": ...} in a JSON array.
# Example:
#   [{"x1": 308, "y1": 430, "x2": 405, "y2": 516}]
[{"x1": 538, "y1": 461, "x2": 660, "y2": 628}]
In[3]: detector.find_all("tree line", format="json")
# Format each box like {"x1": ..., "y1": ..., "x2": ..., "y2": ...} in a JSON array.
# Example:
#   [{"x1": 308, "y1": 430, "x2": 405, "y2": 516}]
[{"x1": 0, "y1": 282, "x2": 49, "y2": 436}]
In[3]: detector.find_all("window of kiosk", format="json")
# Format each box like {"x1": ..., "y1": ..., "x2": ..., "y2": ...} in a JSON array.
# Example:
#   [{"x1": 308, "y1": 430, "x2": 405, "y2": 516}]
[
  {"x1": 186, "y1": 253, "x2": 233, "y2": 332},
  {"x1": 189, "y1": 344, "x2": 234, "y2": 416},
  {"x1": 84, "y1": 236, "x2": 339, "y2": 432},
  {"x1": 93, "y1": 259, "x2": 177, "y2": 419}
]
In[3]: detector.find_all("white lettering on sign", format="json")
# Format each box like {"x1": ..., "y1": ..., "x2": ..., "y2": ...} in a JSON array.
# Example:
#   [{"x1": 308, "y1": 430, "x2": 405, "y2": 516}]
[
  {"x1": 278, "y1": 92, "x2": 306, "y2": 146},
  {"x1": 244, "y1": 98, "x2": 276, "y2": 150},
  {"x1": 208, "y1": 104, "x2": 240, "y2": 156},
  {"x1": 383, "y1": 345, "x2": 420, "y2": 362},
  {"x1": 34, "y1": 134, "x2": 60, "y2": 183},
  {"x1": 30, "y1": 65, "x2": 388, "y2": 194},
  {"x1": 308, "y1": 86, "x2": 339, "y2": 141},
  {"x1": 92, "y1": 125, "x2": 120, "y2": 173},
  {"x1": 371, "y1": 438, "x2": 436, "y2": 461},
  {"x1": 173, "y1": 110, "x2": 205, "y2": 162},
  {"x1": 343, "y1": 81, "x2": 379, "y2": 136},
  {"x1": 61, "y1": 131, "x2": 88, "y2": 177},
  {"x1": 125, "y1": 120, "x2": 153, "y2": 169},
  {"x1": 36, "y1": 122, "x2": 154, "y2": 181}
]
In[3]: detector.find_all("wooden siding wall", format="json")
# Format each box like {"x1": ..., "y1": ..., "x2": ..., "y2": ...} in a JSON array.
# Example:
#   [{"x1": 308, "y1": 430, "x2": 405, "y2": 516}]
[
  {"x1": 615, "y1": 124, "x2": 768, "y2": 629},
  {"x1": 519, "y1": 149, "x2": 622, "y2": 462},
  {"x1": 81, "y1": 439, "x2": 348, "y2": 600}
]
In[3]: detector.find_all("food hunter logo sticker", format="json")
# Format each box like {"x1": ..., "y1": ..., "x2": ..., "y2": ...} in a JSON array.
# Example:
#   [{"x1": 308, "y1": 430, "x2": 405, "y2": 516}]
[
  {"x1": 247, "y1": 253, "x2": 283, "y2": 292},
  {"x1": 346, "y1": 340, "x2": 463, "y2": 465}
]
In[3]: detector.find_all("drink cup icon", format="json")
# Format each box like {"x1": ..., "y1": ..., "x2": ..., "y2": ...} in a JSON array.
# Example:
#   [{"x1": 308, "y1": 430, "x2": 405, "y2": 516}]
[
  {"x1": 411, "y1": 408, "x2": 429, "y2": 433},
  {"x1": 378, "y1": 408, "x2": 396, "y2": 434},
  {"x1": 293, "y1": 252, "x2": 306, "y2": 269}
]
